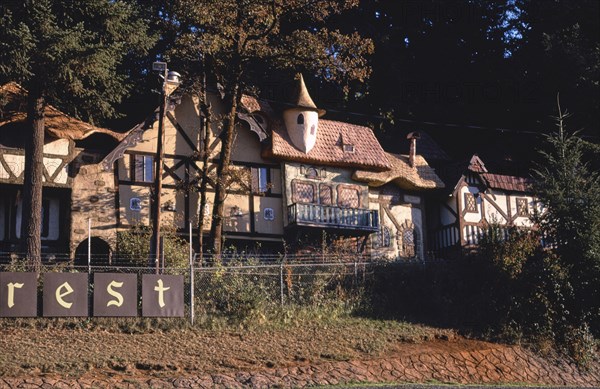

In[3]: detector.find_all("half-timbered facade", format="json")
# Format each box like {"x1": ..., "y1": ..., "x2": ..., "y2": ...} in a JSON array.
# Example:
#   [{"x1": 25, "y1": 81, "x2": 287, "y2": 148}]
[
  {"x1": 0, "y1": 82, "x2": 125, "y2": 256},
  {"x1": 428, "y1": 154, "x2": 536, "y2": 258},
  {"x1": 6, "y1": 76, "x2": 541, "y2": 262},
  {"x1": 73, "y1": 74, "x2": 444, "y2": 260}
]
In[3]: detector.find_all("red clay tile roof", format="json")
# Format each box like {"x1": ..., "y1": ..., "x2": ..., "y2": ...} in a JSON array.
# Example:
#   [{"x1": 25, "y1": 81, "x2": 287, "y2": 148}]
[
  {"x1": 264, "y1": 119, "x2": 392, "y2": 171},
  {"x1": 353, "y1": 153, "x2": 445, "y2": 190},
  {"x1": 481, "y1": 173, "x2": 532, "y2": 192},
  {"x1": 240, "y1": 95, "x2": 274, "y2": 115}
]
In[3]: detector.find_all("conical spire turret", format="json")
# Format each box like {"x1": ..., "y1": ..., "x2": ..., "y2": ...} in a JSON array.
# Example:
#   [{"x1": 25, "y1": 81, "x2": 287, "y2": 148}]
[{"x1": 283, "y1": 74, "x2": 324, "y2": 153}]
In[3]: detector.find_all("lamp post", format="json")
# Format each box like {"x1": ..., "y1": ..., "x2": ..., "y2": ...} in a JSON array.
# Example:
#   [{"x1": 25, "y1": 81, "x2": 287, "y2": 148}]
[{"x1": 150, "y1": 61, "x2": 181, "y2": 272}]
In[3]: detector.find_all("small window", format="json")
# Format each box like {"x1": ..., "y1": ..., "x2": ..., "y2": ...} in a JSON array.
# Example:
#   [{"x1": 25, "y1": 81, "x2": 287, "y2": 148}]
[
  {"x1": 297, "y1": 113, "x2": 304, "y2": 124},
  {"x1": 310, "y1": 124, "x2": 316, "y2": 135},
  {"x1": 401, "y1": 228, "x2": 416, "y2": 257},
  {"x1": 464, "y1": 193, "x2": 477, "y2": 213},
  {"x1": 130, "y1": 198, "x2": 142, "y2": 211},
  {"x1": 337, "y1": 185, "x2": 360, "y2": 208},
  {"x1": 292, "y1": 180, "x2": 315, "y2": 204},
  {"x1": 372, "y1": 226, "x2": 391, "y2": 249},
  {"x1": 258, "y1": 167, "x2": 269, "y2": 193},
  {"x1": 264, "y1": 208, "x2": 275, "y2": 221},
  {"x1": 343, "y1": 144, "x2": 355, "y2": 153},
  {"x1": 133, "y1": 155, "x2": 154, "y2": 182},
  {"x1": 516, "y1": 198, "x2": 529, "y2": 217}
]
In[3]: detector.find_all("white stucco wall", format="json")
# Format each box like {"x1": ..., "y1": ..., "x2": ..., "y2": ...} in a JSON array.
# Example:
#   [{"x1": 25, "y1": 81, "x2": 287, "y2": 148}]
[
  {"x1": 484, "y1": 190, "x2": 509, "y2": 225},
  {"x1": 460, "y1": 185, "x2": 483, "y2": 223},
  {"x1": 43, "y1": 138, "x2": 70, "y2": 156}
]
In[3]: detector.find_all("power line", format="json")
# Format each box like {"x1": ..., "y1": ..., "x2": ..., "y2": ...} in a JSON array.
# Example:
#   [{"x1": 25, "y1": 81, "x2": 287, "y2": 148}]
[
  {"x1": 311, "y1": 104, "x2": 545, "y2": 135},
  {"x1": 226, "y1": 88, "x2": 599, "y2": 139},
  {"x1": 254, "y1": 94, "x2": 545, "y2": 136}
]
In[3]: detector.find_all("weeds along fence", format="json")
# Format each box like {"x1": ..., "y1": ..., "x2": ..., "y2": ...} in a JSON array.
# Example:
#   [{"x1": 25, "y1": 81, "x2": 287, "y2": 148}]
[{"x1": 0, "y1": 258, "x2": 386, "y2": 324}]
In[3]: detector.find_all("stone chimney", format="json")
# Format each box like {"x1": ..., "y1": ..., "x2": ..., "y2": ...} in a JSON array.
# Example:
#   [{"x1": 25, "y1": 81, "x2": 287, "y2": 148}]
[{"x1": 407, "y1": 131, "x2": 420, "y2": 167}]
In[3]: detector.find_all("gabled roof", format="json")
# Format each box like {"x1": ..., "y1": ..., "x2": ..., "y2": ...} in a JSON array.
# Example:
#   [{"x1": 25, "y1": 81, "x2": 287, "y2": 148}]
[
  {"x1": 435, "y1": 154, "x2": 533, "y2": 194},
  {"x1": 468, "y1": 154, "x2": 487, "y2": 173},
  {"x1": 264, "y1": 118, "x2": 392, "y2": 171},
  {"x1": 353, "y1": 153, "x2": 445, "y2": 190},
  {"x1": 481, "y1": 173, "x2": 533, "y2": 192},
  {"x1": 0, "y1": 82, "x2": 126, "y2": 142}
]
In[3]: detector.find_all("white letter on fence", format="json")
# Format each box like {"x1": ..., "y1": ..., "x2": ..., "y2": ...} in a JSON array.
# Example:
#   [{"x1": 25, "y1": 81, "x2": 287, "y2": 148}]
[
  {"x1": 106, "y1": 281, "x2": 124, "y2": 307},
  {"x1": 56, "y1": 282, "x2": 74, "y2": 309},
  {"x1": 7, "y1": 282, "x2": 24, "y2": 308},
  {"x1": 154, "y1": 279, "x2": 170, "y2": 308}
]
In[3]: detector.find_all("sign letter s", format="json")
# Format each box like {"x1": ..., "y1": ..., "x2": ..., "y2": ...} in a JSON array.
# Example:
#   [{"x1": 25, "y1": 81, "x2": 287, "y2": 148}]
[{"x1": 106, "y1": 281, "x2": 124, "y2": 307}]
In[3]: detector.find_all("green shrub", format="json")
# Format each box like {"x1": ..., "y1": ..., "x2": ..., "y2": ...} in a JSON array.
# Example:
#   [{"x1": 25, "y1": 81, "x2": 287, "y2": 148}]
[{"x1": 116, "y1": 224, "x2": 190, "y2": 268}]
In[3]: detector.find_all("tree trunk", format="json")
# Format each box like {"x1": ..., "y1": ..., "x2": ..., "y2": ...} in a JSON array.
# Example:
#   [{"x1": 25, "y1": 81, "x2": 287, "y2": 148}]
[
  {"x1": 209, "y1": 80, "x2": 242, "y2": 258},
  {"x1": 21, "y1": 87, "x2": 45, "y2": 271},
  {"x1": 197, "y1": 70, "x2": 211, "y2": 265}
]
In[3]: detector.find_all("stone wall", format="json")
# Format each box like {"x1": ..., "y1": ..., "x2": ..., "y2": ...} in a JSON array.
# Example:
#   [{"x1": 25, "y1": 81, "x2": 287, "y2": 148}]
[{"x1": 70, "y1": 157, "x2": 118, "y2": 257}]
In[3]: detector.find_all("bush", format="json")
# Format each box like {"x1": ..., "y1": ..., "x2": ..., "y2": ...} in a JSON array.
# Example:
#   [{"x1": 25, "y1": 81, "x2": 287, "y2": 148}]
[{"x1": 116, "y1": 224, "x2": 190, "y2": 268}]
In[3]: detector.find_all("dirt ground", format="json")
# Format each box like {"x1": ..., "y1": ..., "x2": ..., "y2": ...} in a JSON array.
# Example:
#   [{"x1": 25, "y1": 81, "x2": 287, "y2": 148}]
[
  {"x1": 0, "y1": 319, "x2": 469, "y2": 377},
  {"x1": 0, "y1": 318, "x2": 598, "y2": 386}
]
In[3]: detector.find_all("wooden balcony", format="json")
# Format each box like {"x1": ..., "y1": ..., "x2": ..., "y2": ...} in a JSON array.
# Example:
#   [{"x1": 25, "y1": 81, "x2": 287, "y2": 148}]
[{"x1": 287, "y1": 203, "x2": 379, "y2": 233}]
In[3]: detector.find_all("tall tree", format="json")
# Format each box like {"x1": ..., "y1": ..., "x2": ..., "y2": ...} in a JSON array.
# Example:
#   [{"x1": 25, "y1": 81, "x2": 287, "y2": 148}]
[
  {"x1": 169, "y1": 0, "x2": 373, "y2": 255},
  {"x1": 0, "y1": 0, "x2": 154, "y2": 268},
  {"x1": 533, "y1": 101, "x2": 600, "y2": 335}
]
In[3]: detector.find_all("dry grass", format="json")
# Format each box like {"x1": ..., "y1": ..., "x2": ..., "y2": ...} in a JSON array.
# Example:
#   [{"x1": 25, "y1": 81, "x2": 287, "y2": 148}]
[{"x1": 0, "y1": 315, "x2": 455, "y2": 378}]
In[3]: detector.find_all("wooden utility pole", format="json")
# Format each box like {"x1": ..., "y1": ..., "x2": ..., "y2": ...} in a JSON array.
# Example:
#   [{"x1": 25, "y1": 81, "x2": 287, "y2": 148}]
[{"x1": 150, "y1": 62, "x2": 180, "y2": 272}]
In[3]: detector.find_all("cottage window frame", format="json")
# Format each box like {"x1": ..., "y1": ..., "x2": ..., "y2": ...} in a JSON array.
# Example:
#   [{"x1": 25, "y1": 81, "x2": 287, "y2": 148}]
[
  {"x1": 464, "y1": 192, "x2": 478, "y2": 213},
  {"x1": 337, "y1": 184, "x2": 361, "y2": 209},
  {"x1": 132, "y1": 154, "x2": 154, "y2": 183},
  {"x1": 516, "y1": 197, "x2": 529, "y2": 217},
  {"x1": 292, "y1": 180, "x2": 316, "y2": 204}
]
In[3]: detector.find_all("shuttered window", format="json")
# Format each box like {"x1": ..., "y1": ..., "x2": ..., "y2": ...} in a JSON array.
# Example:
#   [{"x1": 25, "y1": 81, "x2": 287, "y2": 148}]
[{"x1": 292, "y1": 180, "x2": 315, "y2": 203}]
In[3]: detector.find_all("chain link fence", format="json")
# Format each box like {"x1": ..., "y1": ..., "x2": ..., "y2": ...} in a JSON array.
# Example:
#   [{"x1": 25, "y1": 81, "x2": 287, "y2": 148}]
[{"x1": 0, "y1": 255, "x2": 386, "y2": 323}]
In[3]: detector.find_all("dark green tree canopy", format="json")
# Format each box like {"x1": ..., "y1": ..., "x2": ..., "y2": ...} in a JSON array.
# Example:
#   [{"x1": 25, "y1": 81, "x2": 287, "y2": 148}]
[
  {"x1": 533, "y1": 104, "x2": 600, "y2": 330},
  {"x1": 0, "y1": 0, "x2": 155, "y2": 123}
]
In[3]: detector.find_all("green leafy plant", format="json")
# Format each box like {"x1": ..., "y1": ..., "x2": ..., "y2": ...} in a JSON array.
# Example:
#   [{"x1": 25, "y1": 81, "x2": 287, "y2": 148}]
[{"x1": 116, "y1": 224, "x2": 190, "y2": 268}]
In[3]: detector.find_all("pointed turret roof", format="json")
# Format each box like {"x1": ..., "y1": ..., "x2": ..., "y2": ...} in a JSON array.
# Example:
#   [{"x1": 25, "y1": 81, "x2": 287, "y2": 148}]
[{"x1": 287, "y1": 73, "x2": 326, "y2": 117}]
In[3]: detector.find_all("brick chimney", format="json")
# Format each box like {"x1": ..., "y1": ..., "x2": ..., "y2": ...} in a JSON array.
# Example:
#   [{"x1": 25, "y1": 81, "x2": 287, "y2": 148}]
[{"x1": 407, "y1": 131, "x2": 420, "y2": 167}]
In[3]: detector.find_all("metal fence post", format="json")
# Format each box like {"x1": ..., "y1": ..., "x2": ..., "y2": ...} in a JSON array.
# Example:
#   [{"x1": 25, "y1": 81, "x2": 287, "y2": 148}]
[
  {"x1": 280, "y1": 262, "x2": 284, "y2": 306},
  {"x1": 189, "y1": 222, "x2": 195, "y2": 325},
  {"x1": 87, "y1": 218, "x2": 92, "y2": 274}
]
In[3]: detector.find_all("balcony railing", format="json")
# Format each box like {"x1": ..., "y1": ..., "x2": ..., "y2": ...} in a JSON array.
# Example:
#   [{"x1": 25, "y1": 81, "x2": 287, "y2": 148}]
[{"x1": 287, "y1": 203, "x2": 379, "y2": 232}]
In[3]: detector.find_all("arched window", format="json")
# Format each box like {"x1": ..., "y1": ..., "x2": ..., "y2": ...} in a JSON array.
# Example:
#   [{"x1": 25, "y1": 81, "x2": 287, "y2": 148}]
[
  {"x1": 397, "y1": 221, "x2": 419, "y2": 259},
  {"x1": 297, "y1": 113, "x2": 304, "y2": 124}
]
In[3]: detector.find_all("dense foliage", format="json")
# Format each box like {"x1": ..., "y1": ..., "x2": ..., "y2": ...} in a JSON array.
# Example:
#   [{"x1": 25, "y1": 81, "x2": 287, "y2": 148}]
[
  {"x1": 0, "y1": 0, "x2": 154, "y2": 122},
  {"x1": 116, "y1": 224, "x2": 190, "y2": 268},
  {"x1": 367, "y1": 113, "x2": 599, "y2": 365},
  {"x1": 0, "y1": 0, "x2": 154, "y2": 266},
  {"x1": 164, "y1": 0, "x2": 374, "y2": 254}
]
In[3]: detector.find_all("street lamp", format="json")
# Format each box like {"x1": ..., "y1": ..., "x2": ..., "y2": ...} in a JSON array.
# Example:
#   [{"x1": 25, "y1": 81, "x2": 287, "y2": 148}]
[{"x1": 150, "y1": 62, "x2": 181, "y2": 273}]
